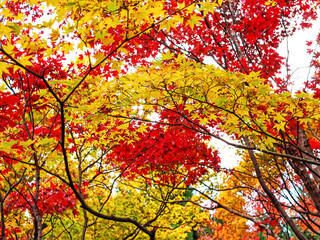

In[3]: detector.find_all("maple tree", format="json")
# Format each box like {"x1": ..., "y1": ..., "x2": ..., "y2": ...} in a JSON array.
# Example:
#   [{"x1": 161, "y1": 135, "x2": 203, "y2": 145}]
[
  {"x1": 1, "y1": 0, "x2": 320, "y2": 239},
  {"x1": 40, "y1": 179, "x2": 209, "y2": 239},
  {"x1": 110, "y1": 0, "x2": 320, "y2": 239},
  {"x1": 0, "y1": 0, "x2": 219, "y2": 239}
]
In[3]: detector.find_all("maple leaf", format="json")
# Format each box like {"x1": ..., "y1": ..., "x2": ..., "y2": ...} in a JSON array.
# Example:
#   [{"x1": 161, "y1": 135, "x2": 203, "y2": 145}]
[{"x1": 306, "y1": 40, "x2": 313, "y2": 47}]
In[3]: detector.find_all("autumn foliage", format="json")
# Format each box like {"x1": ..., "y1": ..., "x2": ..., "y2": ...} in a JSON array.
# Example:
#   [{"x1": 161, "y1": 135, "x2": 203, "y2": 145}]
[{"x1": 0, "y1": 0, "x2": 320, "y2": 239}]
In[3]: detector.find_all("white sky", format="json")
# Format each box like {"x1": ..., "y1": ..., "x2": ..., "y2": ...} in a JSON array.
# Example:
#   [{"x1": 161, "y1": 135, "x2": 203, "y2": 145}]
[{"x1": 279, "y1": 19, "x2": 320, "y2": 93}]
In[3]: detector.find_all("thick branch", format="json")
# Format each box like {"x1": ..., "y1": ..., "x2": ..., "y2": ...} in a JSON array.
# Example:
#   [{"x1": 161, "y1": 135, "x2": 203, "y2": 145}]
[{"x1": 244, "y1": 137, "x2": 307, "y2": 240}]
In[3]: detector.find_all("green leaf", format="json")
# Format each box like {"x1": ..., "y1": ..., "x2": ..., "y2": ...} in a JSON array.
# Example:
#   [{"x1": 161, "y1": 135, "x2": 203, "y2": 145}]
[{"x1": 107, "y1": 1, "x2": 120, "y2": 12}]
